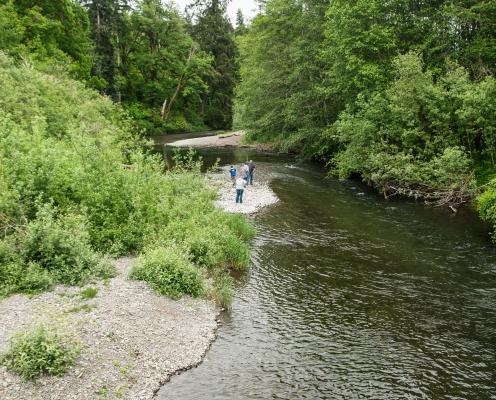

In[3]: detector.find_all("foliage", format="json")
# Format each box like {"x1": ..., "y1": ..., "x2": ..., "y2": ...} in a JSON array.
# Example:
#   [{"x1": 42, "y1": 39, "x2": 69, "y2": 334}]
[
  {"x1": 478, "y1": 180, "x2": 496, "y2": 242},
  {"x1": 212, "y1": 274, "x2": 234, "y2": 309},
  {"x1": 0, "y1": 0, "x2": 236, "y2": 133},
  {"x1": 116, "y1": 0, "x2": 214, "y2": 134},
  {"x1": 236, "y1": 0, "x2": 496, "y2": 217},
  {"x1": 235, "y1": 0, "x2": 329, "y2": 156},
  {"x1": 130, "y1": 245, "x2": 204, "y2": 299},
  {"x1": 0, "y1": 0, "x2": 94, "y2": 80},
  {"x1": 0, "y1": 54, "x2": 253, "y2": 304},
  {"x1": 1, "y1": 325, "x2": 80, "y2": 381},
  {"x1": 190, "y1": 0, "x2": 239, "y2": 129}
]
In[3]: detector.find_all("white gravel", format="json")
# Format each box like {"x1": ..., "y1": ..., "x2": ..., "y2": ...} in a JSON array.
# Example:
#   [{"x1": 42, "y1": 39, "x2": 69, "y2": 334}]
[
  {"x1": 0, "y1": 258, "x2": 219, "y2": 400},
  {"x1": 209, "y1": 166, "x2": 279, "y2": 214}
]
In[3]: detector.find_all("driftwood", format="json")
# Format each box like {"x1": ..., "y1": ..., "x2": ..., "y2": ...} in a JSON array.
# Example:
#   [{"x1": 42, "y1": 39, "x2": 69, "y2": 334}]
[
  {"x1": 0, "y1": 213, "x2": 25, "y2": 238},
  {"x1": 381, "y1": 173, "x2": 476, "y2": 212}
]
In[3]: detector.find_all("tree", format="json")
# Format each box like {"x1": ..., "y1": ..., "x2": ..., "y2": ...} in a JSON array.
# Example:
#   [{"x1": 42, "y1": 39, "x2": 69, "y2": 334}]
[
  {"x1": 191, "y1": 0, "x2": 239, "y2": 129},
  {"x1": 117, "y1": 0, "x2": 213, "y2": 133},
  {"x1": 235, "y1": 9, "x2": 246, "y2": 36},
  {"x1": 0, "y1": 0, "x2": 93, "y2": 80}
]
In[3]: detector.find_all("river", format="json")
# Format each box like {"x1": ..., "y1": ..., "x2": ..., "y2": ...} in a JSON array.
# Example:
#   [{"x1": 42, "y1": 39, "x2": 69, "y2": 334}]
[{"x1": 156, "y1": 146, "x2": 496, "y2": 399}]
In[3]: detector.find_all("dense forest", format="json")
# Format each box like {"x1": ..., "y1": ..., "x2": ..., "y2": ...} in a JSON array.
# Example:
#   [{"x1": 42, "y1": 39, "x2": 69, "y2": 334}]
[
  {"x1": 0, "y1": 0, "x2": 239, "y2": 134},
  {"x1": 235, "y1": 0, "x2": 496, "y2": 239}
]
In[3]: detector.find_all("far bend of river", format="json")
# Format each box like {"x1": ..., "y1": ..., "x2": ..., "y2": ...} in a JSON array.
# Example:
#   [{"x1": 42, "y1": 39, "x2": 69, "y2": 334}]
[{"x1": 156, "y1": 145, "x2": 496, "y2": 399}]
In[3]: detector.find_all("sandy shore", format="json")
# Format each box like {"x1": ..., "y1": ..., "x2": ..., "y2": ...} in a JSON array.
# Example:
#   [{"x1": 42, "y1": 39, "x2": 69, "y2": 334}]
[{"x1": 0, "y1": 258, "x2": 219, "y2": 400}]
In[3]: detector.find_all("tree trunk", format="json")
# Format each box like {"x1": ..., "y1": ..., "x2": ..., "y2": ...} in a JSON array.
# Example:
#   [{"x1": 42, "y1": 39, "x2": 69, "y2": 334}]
[{"x1": 162, "y1": 47, "x2": 197, "y2": 121}]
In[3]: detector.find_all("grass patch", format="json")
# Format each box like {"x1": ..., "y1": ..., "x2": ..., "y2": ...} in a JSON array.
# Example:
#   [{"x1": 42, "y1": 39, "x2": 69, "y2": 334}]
[
  {"x1": 0, "y1": 325, "x2": 79, "y2": 381},
  {"x1": 67, "y1": 303, "x2": 96, "y2": 313},
  {"x1": 212, "y1": 274, "x2": 235, "y2": 309},
  {"x1": 80, "y1": 287, "x2": 98, "y2": 300}
]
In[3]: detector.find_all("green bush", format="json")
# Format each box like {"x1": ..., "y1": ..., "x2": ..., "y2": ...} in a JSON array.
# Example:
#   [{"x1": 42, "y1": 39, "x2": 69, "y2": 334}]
[
  {"x1": 1, "y1": 325, "x2": 80, "y2": 381},
  {"x1": 130, "y1": 246, "x2": 204, "y2": 299},
  {"x1": 19, "y1": 205, "x2": 114, "y2": 286},
  {"x1": 478, "y1": 182, "x2": 496, "y2": 241}
]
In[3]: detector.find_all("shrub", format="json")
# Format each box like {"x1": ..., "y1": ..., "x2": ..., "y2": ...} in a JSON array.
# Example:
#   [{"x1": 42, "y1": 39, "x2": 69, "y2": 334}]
[
  {"x1": 129, "y1": 246, "x2": 204, "y2": 299},
  {"x1": 1, "y1": 325, "x2": 80, "y2": 381},
  {"x1": 0, "y1": 54, "x2": 253, "y2": 301},
  {"x1": 0, "y1": 262, "x2": 53, "y2": 297},
  {"x1": 19, "y1": 204, "x2": 113, "y2": 286},
  {"x1": 478, "y1": 182, "x2": 496, "y2": 241}
]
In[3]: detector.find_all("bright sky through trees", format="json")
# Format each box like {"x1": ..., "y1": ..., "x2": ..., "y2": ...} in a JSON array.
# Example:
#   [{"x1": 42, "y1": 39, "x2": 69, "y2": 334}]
[{"x1": 173, "y1": 0, "x2": 258, "y2": 25}]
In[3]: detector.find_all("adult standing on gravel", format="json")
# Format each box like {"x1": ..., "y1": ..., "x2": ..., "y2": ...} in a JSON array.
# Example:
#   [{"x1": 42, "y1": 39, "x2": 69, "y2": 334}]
[
  {"x1": 241, "y1": 162, "x2": 250, "y2": 180},
  {"x1": 248, "y1": 160, "x2": 256, "y2": 185},
  {"x1": 235, "y1": 176, "x2": 247, "y2": 204}
]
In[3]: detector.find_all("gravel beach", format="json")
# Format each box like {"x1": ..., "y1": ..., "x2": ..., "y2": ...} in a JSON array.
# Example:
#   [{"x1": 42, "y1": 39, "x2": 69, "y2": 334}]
[
  {"x1": 0, "y1": 258, "x2": 219, "y2": 400},
  {"x1": 209, "y1": 166, "x2": 279, "y2": 214}
]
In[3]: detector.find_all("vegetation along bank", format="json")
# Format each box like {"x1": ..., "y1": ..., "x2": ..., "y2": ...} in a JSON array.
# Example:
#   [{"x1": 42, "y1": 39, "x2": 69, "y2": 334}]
[{"x1": 234, "y1": 0, "x2": 496, "y2": 240}]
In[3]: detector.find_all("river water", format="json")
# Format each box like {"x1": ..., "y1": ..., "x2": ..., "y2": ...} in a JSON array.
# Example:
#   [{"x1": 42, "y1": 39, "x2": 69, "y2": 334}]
[{"x1": 157, "y1": 147, "x2": 496, "y2": 400}]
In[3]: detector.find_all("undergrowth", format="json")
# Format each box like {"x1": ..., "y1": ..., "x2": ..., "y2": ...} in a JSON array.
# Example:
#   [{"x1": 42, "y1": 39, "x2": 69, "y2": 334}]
[{"x1": 1, "y1": 325, "x2": 79, "y2": 381}]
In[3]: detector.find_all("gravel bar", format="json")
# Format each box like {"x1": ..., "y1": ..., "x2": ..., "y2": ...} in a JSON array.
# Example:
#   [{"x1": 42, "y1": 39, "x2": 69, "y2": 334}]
[{"x1": 0, "y1": 258, "x2": 219, "y2": 400}]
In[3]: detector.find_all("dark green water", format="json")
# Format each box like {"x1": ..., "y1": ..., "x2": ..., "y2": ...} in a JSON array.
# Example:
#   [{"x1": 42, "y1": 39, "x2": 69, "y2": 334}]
[{"x1": 158, "y1": 146, "x2": 496, "y2": 400}]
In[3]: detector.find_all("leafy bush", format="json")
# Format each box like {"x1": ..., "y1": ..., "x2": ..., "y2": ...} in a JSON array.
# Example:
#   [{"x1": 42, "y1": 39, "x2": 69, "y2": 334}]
[
  {"x1": 130, "y1": 246, "x2": 204, "y2": 299},
  {"x1": 19, "y1": 204, "x2": 112, "y2": 286},
  {"x1": 1, "y1": 325, "x2": 80, "y2": 381},
  {"x1": 478, "y1": 182, "x2": 496, "y2": 241},
  {"x1": 331, "y1": 53, "x2": 481, "y2": 206}
]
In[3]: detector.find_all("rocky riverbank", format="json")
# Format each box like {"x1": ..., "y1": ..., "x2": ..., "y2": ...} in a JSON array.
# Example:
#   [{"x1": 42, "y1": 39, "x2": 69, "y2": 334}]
[{"x1": 0, "y1": 258, "x2": 219, "y2": 400}]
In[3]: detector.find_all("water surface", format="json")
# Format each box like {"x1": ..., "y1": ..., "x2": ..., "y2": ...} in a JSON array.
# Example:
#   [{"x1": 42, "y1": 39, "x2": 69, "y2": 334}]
[{"x1": 158, "y1": 147, "x2": 496, "y2": 399}]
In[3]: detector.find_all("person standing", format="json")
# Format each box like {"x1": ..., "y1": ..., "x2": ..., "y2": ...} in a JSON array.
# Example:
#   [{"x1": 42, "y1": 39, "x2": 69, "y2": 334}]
[
  {"x1": 241, "y1": 162, "x2": 250, "y2": 180},
  {"x1": 248, "y1": 160, "x2": 256, "y2": 185},
  {"x1": 235, "y1": 176, "x2": 247, "y2": 204},
  {"x1": 229, "y1": 165, "x2": 237, "y2": 186}
]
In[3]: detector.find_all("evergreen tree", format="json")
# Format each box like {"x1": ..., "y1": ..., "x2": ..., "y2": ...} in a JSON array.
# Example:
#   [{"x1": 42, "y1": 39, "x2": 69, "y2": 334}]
[
  {"x1": 235, "y1": 9, "x2": 246, "y2": 36},
  {"x1": 81, "y1": 0, "x2": 128, "y2": 98},
  {"x1": 191, "y1": 0, "x2": 239, "y2": 129}
]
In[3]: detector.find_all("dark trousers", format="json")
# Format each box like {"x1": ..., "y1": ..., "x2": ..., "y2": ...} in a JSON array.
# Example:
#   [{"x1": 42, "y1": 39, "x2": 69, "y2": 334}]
[
  {"x1": 236, "y1": 189, "x2": 244, "y2": 203},
  {"x1": 248, "y1": 171, "x2": 254, "y2": 185}
]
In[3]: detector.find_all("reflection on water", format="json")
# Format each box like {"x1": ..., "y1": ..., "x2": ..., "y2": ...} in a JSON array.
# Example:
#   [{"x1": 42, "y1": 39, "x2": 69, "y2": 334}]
[{"x1": 158, "y1": 149, "x2": 496, "y2": 400}]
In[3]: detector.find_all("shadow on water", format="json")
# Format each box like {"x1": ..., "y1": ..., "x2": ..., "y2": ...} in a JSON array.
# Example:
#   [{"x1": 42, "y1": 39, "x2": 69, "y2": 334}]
[{"x1": 156, "y1": 145, "x2": 496, "y2": 400}]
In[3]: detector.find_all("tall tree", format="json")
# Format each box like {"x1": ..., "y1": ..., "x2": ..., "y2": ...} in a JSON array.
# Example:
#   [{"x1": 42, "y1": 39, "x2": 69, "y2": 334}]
[
  {"x1": 191, "y1": 0, "x2": 239, "y2": 129},
  {"x1": 81, "y1": 0, "x2": 128, "y2": 98},
  {"x1": 235, "y1": 9, "x2": 247, "y2": 36}
]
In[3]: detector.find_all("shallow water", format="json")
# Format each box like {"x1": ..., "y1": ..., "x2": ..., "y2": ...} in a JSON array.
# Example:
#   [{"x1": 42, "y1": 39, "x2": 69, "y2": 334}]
[{"x1": 158, "y1": 147, "x2": 496, "y2": 400}]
